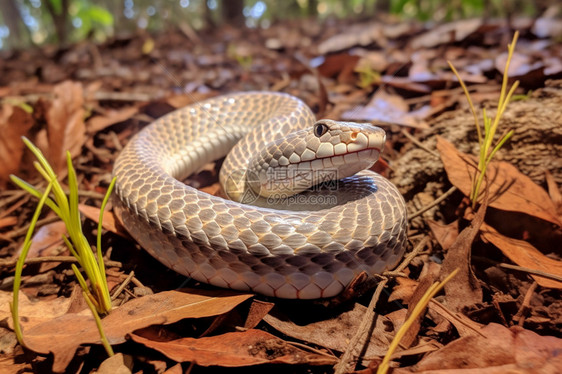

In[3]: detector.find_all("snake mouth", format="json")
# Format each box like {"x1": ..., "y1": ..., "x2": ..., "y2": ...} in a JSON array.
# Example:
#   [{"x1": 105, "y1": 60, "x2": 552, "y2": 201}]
[{"x1": 299, "y1": 147, "x2": 381, "y2": 170}]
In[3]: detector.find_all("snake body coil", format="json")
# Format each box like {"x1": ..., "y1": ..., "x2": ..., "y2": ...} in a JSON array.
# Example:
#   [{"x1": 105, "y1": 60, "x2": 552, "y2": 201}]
[{"x1": 113, "y1": 92, "x2": 407, "y2": 299}]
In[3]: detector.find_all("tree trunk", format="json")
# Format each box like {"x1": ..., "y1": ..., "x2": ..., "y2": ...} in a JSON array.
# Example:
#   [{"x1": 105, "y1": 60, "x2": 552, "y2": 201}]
[
  {"x1": 0, "y1": 0, "x2": 31, "y2": 48},
  {"x1": 45, "y1": 0, "x2": 70, "y2": 44},
  {"x1": 220, "y1": 0, "x2": 245, "y2": 27}
]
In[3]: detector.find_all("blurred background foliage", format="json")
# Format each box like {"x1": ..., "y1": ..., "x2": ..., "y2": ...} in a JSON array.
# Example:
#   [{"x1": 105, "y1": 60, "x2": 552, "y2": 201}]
[{"x1": 0, "y1": 0, "x2": 552, "y2": 50}]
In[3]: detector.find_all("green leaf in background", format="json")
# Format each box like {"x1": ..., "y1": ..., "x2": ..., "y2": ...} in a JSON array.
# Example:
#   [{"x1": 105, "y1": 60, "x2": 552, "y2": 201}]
[
  {"x1": 48, "y1": 0, "x2": 63, "y2": 14},
  {"x1": 84, "y1": 5, "x2": 114, "y2": 26}
]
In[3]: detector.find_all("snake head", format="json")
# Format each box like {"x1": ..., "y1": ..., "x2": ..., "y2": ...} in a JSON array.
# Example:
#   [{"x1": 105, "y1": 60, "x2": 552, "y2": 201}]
[{"x1": 247, "y1": 120, "x2": 386, "y2": 199}]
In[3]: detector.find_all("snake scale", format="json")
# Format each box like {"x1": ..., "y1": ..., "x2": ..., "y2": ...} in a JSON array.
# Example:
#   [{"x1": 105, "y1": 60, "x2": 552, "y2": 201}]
[{"x1": 113, "y1": 92, "x2": 407, "y2": 299}]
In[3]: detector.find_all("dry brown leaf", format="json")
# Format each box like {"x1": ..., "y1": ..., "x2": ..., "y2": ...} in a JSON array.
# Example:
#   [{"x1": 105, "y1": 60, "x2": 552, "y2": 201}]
[
  {"x1": 545, "y1": 170, "x2": 562, "y2": 215},
  {"x1": 131, "y1": 329, "x2": 337, "y2": 367},
  {"x1": 78, "y1": 204, "x2": 130, "y2": 238},
  {"x1": 21, "y1": 221, "x2": 67, "y2": 272},
  {"x1": 21, "y1": 221, "x2": 66, "y2": 257},
  {"x1": 165, "y1": 93, "x2": 214, "y2": 109},
  {"x1": 437, "y1": 136, "x2": 562, "y2": 227},
  {"x1": 162, "y1": 363, "x2": 182, "y2": 374},
  {"x1": 401, "y1": 263, "x2": 440, "y2": 348},
  {"x1": 97, "y1": 353, "x2": 133, "y2": 374},
  {"x1": 428, "y1": 219, "x2": 459, "y2": 251},
  {"x1": 410, "y1": 19, "x2": 483, "y2": 49},
  {"x1": 401, "y1": 323, "x2": 562, "y2": 373},
  {"x1": 46, "y1": 80, "x2": 86, "y2": 174},
  {"x1": 86, "y1": 106, "x2": 138, "y2": 134},
  {"x1": 388, "y1": 277, "x2": 419, "y2": 304},
  {"x1": 480, "y1": 223, "x2": 562, "y2": 289},
  {"x1": 0, "y1": 357, "x2": 31, "y2": 374},
  {"x1": 342, "y1": 90, "x2": 428, "y2": 128},
  {"x1": 244, "y1": 300, "x2": 274, "y2": 330},
  {"x1": 440, "y1": 201, "x2": 486, "y2": 312},
  {"x1": 264, "y1": 302, "x2": 394, "y2": 357},
  {"x1": 0, "y1": 291, "x2": 72, "y2": 331},
  {"x1": 428, "y1": 299, "x2": 484, "y2": 338},
  {"x1": 23, "y1": 289, "x2": 253, "y2": 372},
  {"x1": 0, "y1": 216, "x2": 17, "y2": 229},
  {"x1": 0, "y1": 104, "x2": 34, "y2": 185}
]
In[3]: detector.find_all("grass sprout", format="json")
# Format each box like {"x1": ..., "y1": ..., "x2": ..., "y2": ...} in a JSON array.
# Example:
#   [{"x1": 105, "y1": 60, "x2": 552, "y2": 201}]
[
  {"x1": 10, "y1": 137, "x2": 116, "y2": 356},
  {"x1": 377, "y1": 268, "x2": 459, "y2": 374},
  {"x1": 448, "y1": 31, "x2": 519, "y2": 208}
]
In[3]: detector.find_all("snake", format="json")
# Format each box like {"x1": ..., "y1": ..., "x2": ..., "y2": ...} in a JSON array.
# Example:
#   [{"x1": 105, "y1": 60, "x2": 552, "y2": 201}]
[{"x1": 113, "y1": 92, "x2": 407, "y2": 299}]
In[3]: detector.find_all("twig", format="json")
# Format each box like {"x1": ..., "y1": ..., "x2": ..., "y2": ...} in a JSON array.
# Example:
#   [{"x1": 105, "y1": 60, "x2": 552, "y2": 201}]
[
  {"x1": 334, "y1": 275, "x2": 388, "y2": 373},
  {"x1": 287, "y1": 341, "x2": 337, "y2": 359},
  {"x1": 334, "y1": 237, "x2": 429, "y2": 373},
  {"x1": 111, "y1": 271, "x2": 135, "y2": 300},
  {"x1": 0, "y1": 255, "x2": 122, "y2": 269},
  {"x1": 6, "y1": 215, "x2": 59, "y2": 239},
  {"x1": 92, "y1": 91, "x2": 155, "y2": 102},
  {"x1": 474, "y1": 256, "x2": 562, "y2": 284},
  {"x1": 515, "y1": 281, "x2": 538, "y2": 326},
  {"x1": 428, "y1": 299, "x2": 485, "y2": 337},
  {"x1": 409, "y1": 186, "x2": 457, "y2": 219},
  {"x1": 400, "y1": 129, "x2": 440, "y2": 158},
  {"x1": 498, "y1": 263, "x2": 562, "y2": 283},
  {"x1": 0, "y1": 190, "x2": 28, "y2": 213}
]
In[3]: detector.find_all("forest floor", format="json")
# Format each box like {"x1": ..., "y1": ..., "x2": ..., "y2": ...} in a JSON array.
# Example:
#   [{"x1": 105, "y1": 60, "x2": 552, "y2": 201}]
[{"x1": 0, "y1": 16, "x2": 561, "y2": 374}]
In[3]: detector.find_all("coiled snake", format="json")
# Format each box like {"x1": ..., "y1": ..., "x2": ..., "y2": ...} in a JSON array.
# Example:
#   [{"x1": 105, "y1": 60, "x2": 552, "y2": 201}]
[{"x1": 113, "y1": 92, "x2": 407, "y2": 299}]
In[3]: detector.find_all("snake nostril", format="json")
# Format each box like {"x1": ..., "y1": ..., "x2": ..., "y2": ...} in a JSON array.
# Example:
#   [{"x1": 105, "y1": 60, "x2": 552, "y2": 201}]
[{"x1": 350, "y1": 132, "x2": 358, "y2": 141}]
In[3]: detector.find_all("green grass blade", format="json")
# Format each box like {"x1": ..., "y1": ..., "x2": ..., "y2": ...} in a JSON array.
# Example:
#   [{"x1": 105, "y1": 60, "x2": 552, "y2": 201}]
[
  {"x1": 9, "y1": 175, "x2": 61, "y2": 217},
  {"x1": 11, "y1": 182, "x2": 53, "y2": 348},
  {"x1": 448, "y1": 61, "x2": 482, "y2": 145}
]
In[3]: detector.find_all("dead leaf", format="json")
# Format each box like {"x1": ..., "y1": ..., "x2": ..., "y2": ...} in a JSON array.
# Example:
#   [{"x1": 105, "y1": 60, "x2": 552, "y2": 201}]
[
  {"x1": 401, "y1": 262, "x2": 441, "y2": 348},
  {"x1": 437, "y1": 136, "x2": 562, "y2": 227},
  {"x1": 0, "y1": 104, "x2": 34, "y2": 185},
  {"x1": 165, "y1": 93, "x2": 214, "y2": 109},
  {"x1": 131, "y1": 329, "x2": 337, "y2": 367},
  {"x1": 46, "y1": 81, "x2": 86, "y2": 174},
  {"x1": 480, "y1": 223, "x2": 562, "y2": 289},
  {"x1": 440, "y1": 201, "x2": 486, "y2": 312},
  {"x1": 19, "y1": 221, "x2": 67, "y2": 273},
  {"x1": 244, "y1": 300, "x2": 274, "y2": 330},
  {"x1": 532, "y1": 17, "x2": 562, "y2": 38},
  {"x1": 410, "y1": 19, "x2": 483, "y2": 49},
  {"x1": 545, "y1": 170, "x2": 562, "y2": 215},
  {"x1": 23, "y1": 289, "x2": 253, "y2": 372},
  {"x1": 0, "y1": 216, "x2": 17, "y2": 230},
  {"x1": 388, "y1": 277, "x2": 418, "y2": 304},
  {"x1": 162, "y1": 363, "x2": 182, "y2": 374},
  {"x1": 428, "y1": 299, "x2": 484, "y2": 338},
  {"x1": 264, "y1": 303, "x2": 394, "y2": 357},
  {"x1": 0, "y1": 356, "x2": 31, "y2": 374},
  {"x1": 342, "y1": 90, "x2": 428, "y2": 128},
  {"x1": 428, "y1": 219, "x2": 459, "y2": 251},
  {"x1": 404, "y1": 323, "x2": 562, "y2": 372},
  {"x1": 317, "y1": 24, "x2": 384, "y2": 54},
  {"x1": 79, "y1": 204, "x2": 130, "y2": 238},
  {"x1": 97, "y1": 352, "x2": 133, "y2": 374},
  {"x1": 0, "y1": 290, "x2": 72, "y2": 331},
  {"x1": 316, "y1": 53, "x2": 360, "y2": 83},
  {"x1": 86, "y1": 106, "x2": 138, "y2": 134}
]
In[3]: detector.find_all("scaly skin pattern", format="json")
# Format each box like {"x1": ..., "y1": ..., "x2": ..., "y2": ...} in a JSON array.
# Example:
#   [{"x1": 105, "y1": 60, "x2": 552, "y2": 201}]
[{"x1": 113, "y1": 92, "x2": 407, "y2": 299}]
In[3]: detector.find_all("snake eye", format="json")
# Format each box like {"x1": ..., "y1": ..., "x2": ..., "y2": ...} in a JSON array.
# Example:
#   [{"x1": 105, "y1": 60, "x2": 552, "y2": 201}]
[{"x1": 314, "y1": 122, "x2": 329, "y2": 138}]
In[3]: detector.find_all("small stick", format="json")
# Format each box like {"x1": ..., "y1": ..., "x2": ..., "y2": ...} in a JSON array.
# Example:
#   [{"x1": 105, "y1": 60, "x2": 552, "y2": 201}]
[
  {"x1": 0, "y1": 255, "x2": 122, "y2": 269},
  {"x1": 400, "y1": 129, "x2": 440, "y2": 158},
  {"x1": 498, "y1": 263, "x2": 562, "y2": 283},
  {"x1": 515, "y1": 281, "x2": 538, "y2": 326},
  {"x1": 6, "y1": 216, "x2": 59, "y2": 239},
  {"x1": 409, "y1": 186, "x2": 457, "y2": 220},
  {"x1": 111, "y1": 271, "x2": 135, "y2": 300},
  {"x1": 334, "y1": 237, "x2": 429, "y2": 373}
]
